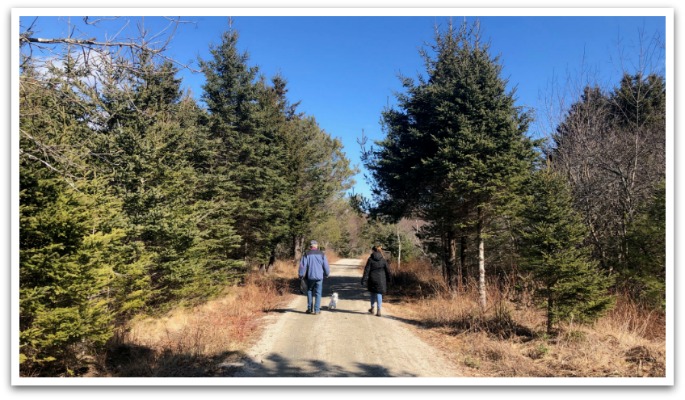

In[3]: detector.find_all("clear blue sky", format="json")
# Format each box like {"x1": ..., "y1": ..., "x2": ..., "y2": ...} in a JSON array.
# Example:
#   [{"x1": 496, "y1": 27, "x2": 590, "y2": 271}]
[{"x1": 19, "y1": 13, "x2": 666, "y2": 199}]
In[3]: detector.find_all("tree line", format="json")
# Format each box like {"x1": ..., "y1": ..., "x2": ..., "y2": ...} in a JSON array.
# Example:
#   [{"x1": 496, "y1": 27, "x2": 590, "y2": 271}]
[
  {"x1": 361, "y1": 20, "x2": 665, "y2": 333},
  {"x1": 19, "y1": 18, "x2": 355, "y2": 375}
]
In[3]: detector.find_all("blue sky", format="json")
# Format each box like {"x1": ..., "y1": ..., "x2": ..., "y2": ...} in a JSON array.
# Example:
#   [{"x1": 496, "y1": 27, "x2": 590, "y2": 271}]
[{"x1": 18, "y1": 13, "x2": 666, "y2": 199}]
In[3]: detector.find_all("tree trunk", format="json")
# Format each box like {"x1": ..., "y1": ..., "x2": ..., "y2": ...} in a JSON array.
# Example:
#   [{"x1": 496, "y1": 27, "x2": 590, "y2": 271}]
[
  {"x1": 396, "y1": 224, "x2": 401, "y2": 271},
  {"x1": 441, "y1": 233, "x2": 449, "y2": 283},
  {"x1": 449, "y1": 234, "x2": 458, "y2": 290},
  {"x1": 293, "y1": 235, "x2": 303, "y2": 265},
  {"x1": 477, "y1": 209, "x2": 486, "y2": 311},
  {"x1": 547, "y1": 287, "x2": 554, "y2": 335},
  {"x1": 443, "y1": 230, "x2": 458, "y2": 290},
  {"x1": 458, "y1": 235, "x2": 466, "y2": 292},
  {"x1": 266, "y1": 249, "x2": 276, "y2": 273}
]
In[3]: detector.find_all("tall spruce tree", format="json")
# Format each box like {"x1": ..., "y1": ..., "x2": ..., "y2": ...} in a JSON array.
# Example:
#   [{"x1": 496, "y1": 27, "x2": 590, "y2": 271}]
[
  {"x1": 364, "y1": 20, "x2": 537, "y2": 308},
  {"x1": 200, "y1": 26, "x2": 292, "y2": 265},
  {"x1": 200, "y1": 28, "x2": 355, "y2": 264},
  {"x1": 518, "y1": 169, "x2": 614, "y2": 334}
]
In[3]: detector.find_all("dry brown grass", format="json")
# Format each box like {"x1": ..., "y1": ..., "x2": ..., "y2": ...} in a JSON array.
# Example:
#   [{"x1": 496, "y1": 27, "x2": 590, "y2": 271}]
[
  {"x1": 100, "y1": 260, "x2": 299, "y2": 377},
  {"x1": 386, "y1": 260, "x2": 666, "y2": 378}
]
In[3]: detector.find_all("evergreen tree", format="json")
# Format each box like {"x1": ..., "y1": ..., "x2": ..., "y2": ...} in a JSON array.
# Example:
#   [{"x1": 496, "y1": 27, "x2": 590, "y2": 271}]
[
  {"x1": 624, "y1": 180, "x2": 666, "y2": 309},
  {"x1": 518, "y1": 169, "x2": 614, "y2": 334},
  {"x1": 200, "y1": 27, "x2": 291, "y2": 265},
  {"x1": 19, "y1": 57, "x2": 150, "y2": 374},
  {"x1": 201, "y1": 29, "x2": 355, "y2": 264},
  {"x1": 283, "y1": 115, "x2": 356, "y2": 260},
  {"x1": 364, "y1": 20, "x2": 537, "y2": 307},
  {"x1": 98, "y1": 50, "x2": 245, "y2": 305}
]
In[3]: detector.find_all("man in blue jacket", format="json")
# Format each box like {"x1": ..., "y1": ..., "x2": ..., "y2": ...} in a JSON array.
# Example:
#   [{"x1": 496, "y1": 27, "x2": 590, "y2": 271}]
[{"x1": 298, "y1": 240, "x2": 331, "y2": 314}]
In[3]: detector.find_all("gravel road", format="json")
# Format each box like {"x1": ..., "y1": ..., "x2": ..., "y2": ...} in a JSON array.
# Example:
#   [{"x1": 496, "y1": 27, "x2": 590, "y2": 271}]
[{"x1": 232, "y1": 258, "x2": 460, "y2": 378}]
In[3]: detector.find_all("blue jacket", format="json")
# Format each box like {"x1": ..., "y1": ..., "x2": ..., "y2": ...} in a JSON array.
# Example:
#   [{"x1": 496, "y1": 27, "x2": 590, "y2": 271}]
[{"x1": 298, "y1": 249, "x2": 330, "y2": 281}]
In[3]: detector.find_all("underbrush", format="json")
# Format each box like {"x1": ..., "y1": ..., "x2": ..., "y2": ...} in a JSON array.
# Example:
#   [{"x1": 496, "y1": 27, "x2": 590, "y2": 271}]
[
  {"x1": 386, "y1": 260, "x2": 666, "y2": 378},
  {"x1": 97, "y1": 260, "x2": 299, "y2": 377}
]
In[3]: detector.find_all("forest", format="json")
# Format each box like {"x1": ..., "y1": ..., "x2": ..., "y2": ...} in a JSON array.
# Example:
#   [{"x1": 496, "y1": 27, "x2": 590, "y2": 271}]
[{"x1": 17, "y1": 17, "x2": 666, "y2": 377}]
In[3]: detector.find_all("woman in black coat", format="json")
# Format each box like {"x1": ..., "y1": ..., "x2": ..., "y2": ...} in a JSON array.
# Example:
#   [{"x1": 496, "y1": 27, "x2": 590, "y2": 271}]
[{"x1": 361, "y1": 245, "x2": 391, "y2": 317}]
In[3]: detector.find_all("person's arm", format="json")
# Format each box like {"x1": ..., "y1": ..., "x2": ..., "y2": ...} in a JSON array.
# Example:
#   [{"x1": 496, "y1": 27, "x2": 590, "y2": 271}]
[
  {"x1": 361, "y1": 258, "x2": 371, "y2": 286},
  {"x1": 298, "y1": 255, "x2": 307, "y2": 279},
  {"x1": 323, "y1": 255, "x2": 330, "y2": 278}
]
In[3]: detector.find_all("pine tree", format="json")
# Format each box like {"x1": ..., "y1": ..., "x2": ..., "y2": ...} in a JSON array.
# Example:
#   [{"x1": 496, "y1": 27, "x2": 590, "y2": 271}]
[
  {"x1": 365, "y1": 20, "x2": 537, "y2": 307},
  {"x1": 200, "y1": 29, "x2": 355, "y2": 264},
  {"x1": 19, "y1": 57, "x2": 148, "y2": 374},
  {"x1": 96, "y1": 49, "x2": 246, "y2": 306},
  {"x1": 518, "y1": 169, "x2": 614, "y2": 334},
  {"x1": 625, "y1": 179, "x2": 666, "y2": 309},
  {"x1": 283, "y1": 114, "x2": 355, "y2": 260},
  {"x1": 200, "y1": 27, "x2": 291, "y2": 265}
]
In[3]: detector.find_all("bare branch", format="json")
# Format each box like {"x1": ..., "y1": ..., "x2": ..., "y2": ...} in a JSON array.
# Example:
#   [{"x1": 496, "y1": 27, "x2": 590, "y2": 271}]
[
  {"x1": 20, "y1": 36, "x2": 165, "y2": 53},
  {"x1": 83, "y1": 16, "x2": 121, "y2": 26}
]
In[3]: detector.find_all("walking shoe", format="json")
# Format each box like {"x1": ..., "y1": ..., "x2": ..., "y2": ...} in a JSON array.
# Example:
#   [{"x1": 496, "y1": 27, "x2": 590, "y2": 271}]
[
  {"x1": 376, "y1": 310, "x2": 382, "y2": 317},
  {"x1": 306, "y1": 309, "x2": 312, "y2": 314},
  {"x1": 368, "y1": 307, "x2": 374, "y2": 314},
  {"x1": 315, "y1": 310, "x2": 321, "y2": 315}
]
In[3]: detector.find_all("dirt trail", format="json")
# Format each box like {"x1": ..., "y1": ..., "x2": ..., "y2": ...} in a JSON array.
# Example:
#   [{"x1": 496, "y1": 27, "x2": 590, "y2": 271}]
[{"x1": 232, "y1": 258, "x2": 460, "y2": 377}]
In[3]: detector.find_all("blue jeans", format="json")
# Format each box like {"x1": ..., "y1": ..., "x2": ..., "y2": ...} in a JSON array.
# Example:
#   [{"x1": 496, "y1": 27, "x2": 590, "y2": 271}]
[
  {"x1": 307, "y1": 279, "x2": 323, "y2": 312},
  {"x1": 370, "y1": 292, "x2": 382, "y2": 311}
]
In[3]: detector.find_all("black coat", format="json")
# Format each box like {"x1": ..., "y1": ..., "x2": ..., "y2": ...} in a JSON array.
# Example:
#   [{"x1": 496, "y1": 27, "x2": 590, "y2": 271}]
[{"x1": 361, "y1": 251, "x2": 391, "y2": 294}]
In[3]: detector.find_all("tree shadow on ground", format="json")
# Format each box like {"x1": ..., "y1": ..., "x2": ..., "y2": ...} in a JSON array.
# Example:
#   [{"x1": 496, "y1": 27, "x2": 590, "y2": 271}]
[
  {"x1": 102, "y1": 342, "x2": 415, "y2": 377},
  {"x1": 387, "y1": 269, "x2": 447, "y2": 301},
  {"x1": 385, "y1": 310, "x2": 536, "y2": 342},
  {"x1": 104, "y1": 342, "x2": 250, "y2": 377},
  {"x1": 323, "y1": 274, "x2": 370, "y2": 301},
  {"x1": 285, "y1": 274, "x2": 370, "y2": 301},
  {"x1": 233, "y1": 352, "x2": 416, "y2": 377}
]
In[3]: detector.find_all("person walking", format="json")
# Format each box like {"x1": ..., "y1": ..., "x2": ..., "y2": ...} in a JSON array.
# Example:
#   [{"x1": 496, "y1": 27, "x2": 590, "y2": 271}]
[
  {"x1": 361, "y1": 245, "x2": 391, "y2": 317},
  {"x1": 298, "y1": 240, "x2": 331, "y2": 315}
]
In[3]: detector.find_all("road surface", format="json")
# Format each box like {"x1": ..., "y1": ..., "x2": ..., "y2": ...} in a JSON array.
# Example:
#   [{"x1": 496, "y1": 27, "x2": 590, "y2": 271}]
[{"x1": 231, "y1": 258, "x2": 460, "y2": 377}]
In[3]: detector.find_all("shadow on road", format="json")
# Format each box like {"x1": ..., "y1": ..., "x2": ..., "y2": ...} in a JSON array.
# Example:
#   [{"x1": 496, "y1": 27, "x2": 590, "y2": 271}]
[
  {"x1": 234, "y1": 352, "x2": 417, "y2": 378},
  {"x1": 105, "y1": 342, "x2": 415, "y2": 377},
  {"x1": 104, "y1": 340, "x2": 419, "y2": 377},
  {"x1": 323, "y1": 274, "x2": 368, "y2": 302}
]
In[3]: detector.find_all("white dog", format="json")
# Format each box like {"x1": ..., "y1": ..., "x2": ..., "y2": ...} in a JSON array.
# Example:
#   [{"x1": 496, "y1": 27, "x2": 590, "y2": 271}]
[{"x1": 328, "y1": 292, "x2": 339, "y2": 310}]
